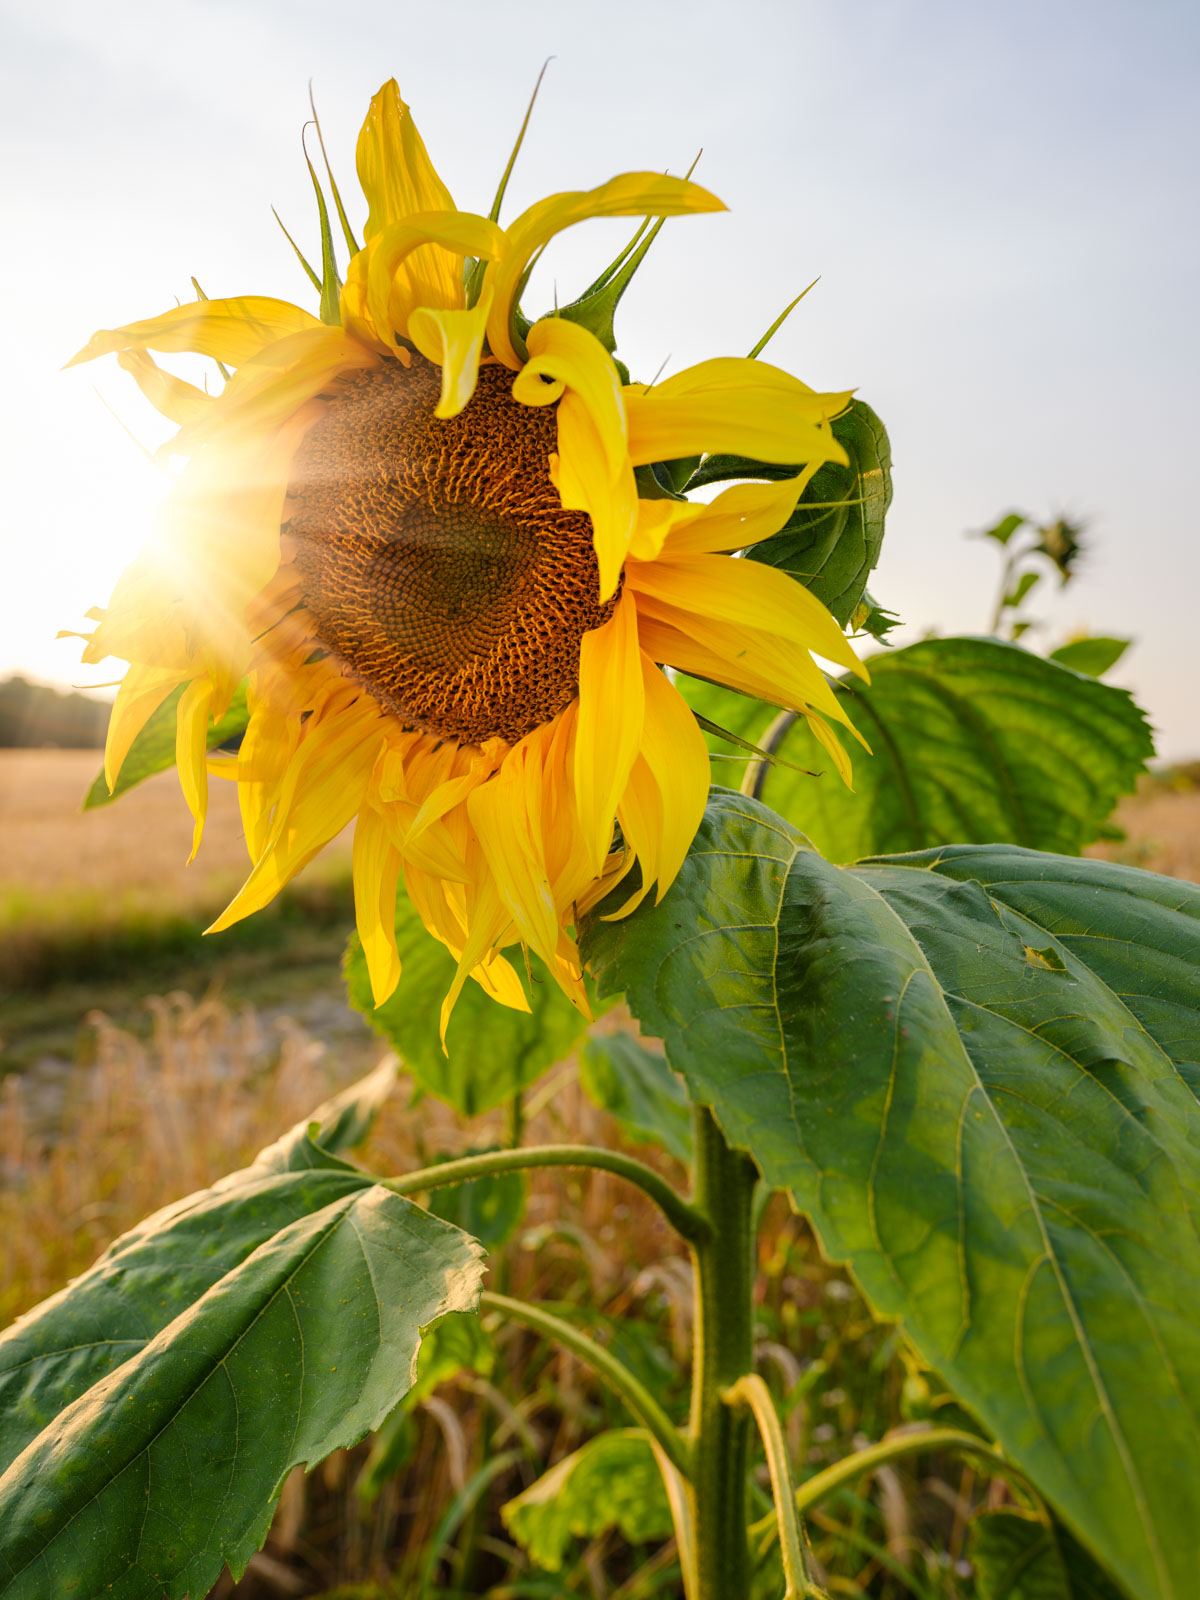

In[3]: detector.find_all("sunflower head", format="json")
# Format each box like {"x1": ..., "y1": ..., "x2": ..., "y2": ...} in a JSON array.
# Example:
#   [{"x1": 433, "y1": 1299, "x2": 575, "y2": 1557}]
[{"x1": 67, "y1": 78, "x2": 866, "y2": 1038}]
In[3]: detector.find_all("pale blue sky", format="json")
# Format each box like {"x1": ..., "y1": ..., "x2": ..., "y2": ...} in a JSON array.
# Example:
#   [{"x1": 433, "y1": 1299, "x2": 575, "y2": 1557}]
[{"x1": 2, "y1": 0, "x2": 1197, "y2": 754}]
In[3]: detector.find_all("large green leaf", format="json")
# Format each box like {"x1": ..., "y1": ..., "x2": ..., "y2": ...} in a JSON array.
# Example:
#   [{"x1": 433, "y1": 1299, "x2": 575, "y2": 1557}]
[
  {"x1": 501, "y1": 1428, "x2": 672, "y2": 1571},
  {"x1": 684, "y1": 637, "x2": 1153, "y2": 860},
  {"x1": 0, "y1": 1185, "x2": 483, "y2": 1598},
  {"x1": 687, "y1": 399, "x2": 892, "y2": 626},
  {"x1": 585, "y1": 791, "x2": 1200, "y2": 1600},
  {"x1": 0, "y1": 1060, "x2": 398, "y2": 1473},
  {"x1": 83, "y1": 680, "x2": 250, "y2": 809},
  {"x1": 969, "y1": 1510, "x2": 1125, "y2": 1600},
  {"x1": 343, "y1": 907, "x2": 592, "y2": 1117}
]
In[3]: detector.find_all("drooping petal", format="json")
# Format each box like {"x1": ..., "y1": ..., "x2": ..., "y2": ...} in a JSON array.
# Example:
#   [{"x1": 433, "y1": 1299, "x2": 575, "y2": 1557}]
[
  {"x1": 625, "y1": 357, "x2": 852, "y2": 468},
  {"x1": 484, "y1": 174, "x2": 725, "y2": 369},
  {"x1": 635, "y1": 610, "x2": 860, "y2": 784},
  {"x1": 513, "y1": 317, "x2": 638, "y2": 599},
  {"x1": 175, "y1": 675, "x2": 215, "y2": 863},
  {"x1": 167, "y1": 326, "x2": 377, "y2": 458},
  {"x1": 408, "y1": 287, "x2": 494, "y2": 417},
  {"x1": 117, "y1": 350, "x2": 214, "y2": 426},
  {"x1": 103, "y1": 662, "x2": 186, "y2": 792},
  {"x1": 356, "y1": 80, "x2": 461, "y2": 317},
  {"x1": 610, "y1": 755, "x2": 663, "y2": 919},
  {"x1": 626, "y1": 550, "x2": 867, "y2": 679},
  {"x1": 209, "y1": 700, "x2": 382, "y2": 932},
  {"x1": 467, "y1": 742, "x2": 559, "y2": 970},
  {"x1": 574, "y1": 594, "x2": 645, "y2": 875},
  {"x1": 353, "y1": 800, "x2": 405, "y2": 1005},
  {"x1": 637, "y1": 657, "x2": 711, "y2": 900},
  {"x1": 67, "y1": 297, "x2": 320, "y2": 370}
]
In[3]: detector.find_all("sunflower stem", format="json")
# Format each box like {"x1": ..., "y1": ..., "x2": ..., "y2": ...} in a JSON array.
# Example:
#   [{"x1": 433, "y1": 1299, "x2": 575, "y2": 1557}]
[
  {"x1": 689, "y1": 1105, "x2": 760, "y2": 1600},
  {"x1": 387, "y1": 1142, "x2": 709, "y2": 1244}
]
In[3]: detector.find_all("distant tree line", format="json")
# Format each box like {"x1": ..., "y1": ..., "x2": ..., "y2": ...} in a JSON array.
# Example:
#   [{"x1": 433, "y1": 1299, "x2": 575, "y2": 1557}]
[{"x1": 0, "y1": 676, "x2": 111, "y2": 748}]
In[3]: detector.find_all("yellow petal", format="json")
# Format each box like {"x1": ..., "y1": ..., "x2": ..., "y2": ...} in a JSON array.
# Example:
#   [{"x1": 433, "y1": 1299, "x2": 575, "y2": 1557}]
[
  {"x1": 466, "y1": 742, "x2": 559, "y2": 968},
  {"x1": 353, "y1": 801, "x2": 404, "y2": 1005},
  {"x1": 626, "y1": 474, "x2": 819, "y2": 565},
  {"x1": 408, "y1": 287, "x2": 494, "y2": 417},
  {"x1": 209, "y1": 703, "x2": 381, "y2": 932},
  {"x1": 168, "y1": 326, "x2": 377, "y2": 457},
  {"x1": 637, "y1": 657, "x2": 711, "y2": 901},
  {"x1": 484, "y1": 174, "x2": 725, "y2": 369},
  {"x1": 175, "y1": 676, "x2": 214, "y2": 863},
  {"x1": 357, "y1": 79, "x2": 456, "y2": 235},
  {"x1": 68, "y1": 297, "x2": 320, "y2": 370},
  {"x1": 633, "y1": 603, "x2": 852, "y2": 731},
  {"x1": 104, "y1": 663, "x2": 185, "y2": 792},
  {"x1": 514, "y1": 317, "x2": 638, "y2": 599},
  {"x1": 117, "y1": 350, "x2": 214, "y2": 426},
  {"x1": 609, "y1": 755, "x2": 662, "y2": 919},
  {"x1": 626, "y1": 551, "x2": 867, "y2": 679},
  {"x1": 574, "y1": 594, "x2": 645, "y2": 875},
  {"x1": 625, "y1": 357, "x2": 852, "y2": 468},
  {"x1": 367, "y1": 212, "x2": 503, "y2": 345},
  {"x1": 356, "y1": 80, "x2": 460, "y2": 318}
]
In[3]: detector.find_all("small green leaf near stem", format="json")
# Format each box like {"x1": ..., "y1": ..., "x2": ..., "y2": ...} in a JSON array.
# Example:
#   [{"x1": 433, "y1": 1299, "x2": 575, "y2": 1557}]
[{"x1": 479, "y1": 1290, "x2": 691, "y2": 1479}]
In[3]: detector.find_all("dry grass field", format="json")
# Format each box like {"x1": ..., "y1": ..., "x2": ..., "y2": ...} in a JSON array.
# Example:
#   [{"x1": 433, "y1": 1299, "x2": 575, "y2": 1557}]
[{"x1": 1, "y1": 747, "x2": 352, "y2": 916}]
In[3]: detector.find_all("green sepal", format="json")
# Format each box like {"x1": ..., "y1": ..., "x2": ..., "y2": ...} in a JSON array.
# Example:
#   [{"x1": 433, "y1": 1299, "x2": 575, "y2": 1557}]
[
  {"x1": 633, "y1": 462, "x2": 689, "y2": 501},
  {"x1": 304, "y1": 140, "x2": 343, "y2": 327},
  {"x1": 556, "y1": 214, "x2": 667, "y2": 355}
]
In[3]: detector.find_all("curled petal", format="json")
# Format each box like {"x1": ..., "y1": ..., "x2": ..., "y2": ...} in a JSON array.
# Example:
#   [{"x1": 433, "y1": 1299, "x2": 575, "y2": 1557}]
[
  {"x1": 484, "y1": 174, "x2": 725, "y2": 369},
  {"x1": 408, "y1": 287, "x2": 494, "y2": 417}
]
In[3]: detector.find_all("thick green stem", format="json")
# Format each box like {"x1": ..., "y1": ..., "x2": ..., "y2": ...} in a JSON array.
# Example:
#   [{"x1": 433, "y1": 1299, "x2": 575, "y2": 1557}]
[
  {"x1": 689, "y1": 1105, "x2": 760, "y2": 1600},
  {"x1": 388, "y1": 1142, "x2": 709, "y2": 1245},
  {"x1": 479, "y1": 1290, "x2": 691, "y2": 1478}
]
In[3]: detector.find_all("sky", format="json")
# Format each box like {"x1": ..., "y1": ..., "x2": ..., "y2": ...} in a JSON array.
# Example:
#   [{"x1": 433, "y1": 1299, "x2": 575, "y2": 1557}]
[{"x1": 1, "y1": 0, "x2": 1197, "y2": 755}]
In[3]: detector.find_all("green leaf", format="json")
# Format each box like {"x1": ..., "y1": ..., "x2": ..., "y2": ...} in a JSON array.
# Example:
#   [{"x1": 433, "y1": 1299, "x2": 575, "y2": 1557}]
[
  {"x1": 83, "y1": 680, "x2": 250, "y2": 809},
  {"x1": 687, "y1": 399, "x2": 892, "y2": 628},
  {"x1": 501, "y1": 1429, "x2": 672, "y2": 1571},
  {"x1": 0, "y1": 1061, "x2": 398, "y2": 1472},
  {"x1": 584, "y1": 790, "x2": 1200, "y2": 1600},
  {"x1": 1048, "y1": 637, "x2": 1132, "y2": 679},
  {"x1": 1003, "y1": 569, "x2": 1042, "y2": 609},
  {"x1": 343, "y1": 906, "x2": 592, "y2": 1117},
  {"x1": 580, "y1": 1032, "x2": 693, "y2": 1164},
  {"x1": 689, "y1": 637, "x2": 1153, "y2": 861},
  {"x1": 427, "y1": 1149, "x2": 527, "y2": 1248},
  {"x1": 979, "y1": 511, "x2": 1028, "y2": 547},
  {"x1": 969, "y1": 1510, "x2": 1125, "y2": 1600},
  {"x1": 0, "y1": 1183, "x2": 483, "y2": 1597}
]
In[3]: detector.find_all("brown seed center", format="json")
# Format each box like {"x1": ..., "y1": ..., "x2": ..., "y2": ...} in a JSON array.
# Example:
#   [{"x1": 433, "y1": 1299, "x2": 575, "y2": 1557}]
[{"x1": 286, "y1": 357, "x2": 615, "y2": 744}]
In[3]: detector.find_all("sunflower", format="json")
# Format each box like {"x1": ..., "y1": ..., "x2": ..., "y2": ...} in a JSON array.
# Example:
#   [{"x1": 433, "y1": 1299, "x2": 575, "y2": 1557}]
[{"x1": 67, "y1": 79, "x2": 865, "y2": 1034}]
